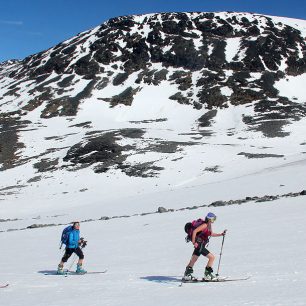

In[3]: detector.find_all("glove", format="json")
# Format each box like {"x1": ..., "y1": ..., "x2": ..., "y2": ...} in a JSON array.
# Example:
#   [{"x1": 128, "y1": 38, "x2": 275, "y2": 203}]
[
  {"x1": 81, "y1": 241, "x2": 87, "y2": 248},
  {"x1": 79, "y1": 237, "x2": 87, "y2": 248},
  {"x1": 222, "y1": 230, "x2": 227, "y2": 236}
]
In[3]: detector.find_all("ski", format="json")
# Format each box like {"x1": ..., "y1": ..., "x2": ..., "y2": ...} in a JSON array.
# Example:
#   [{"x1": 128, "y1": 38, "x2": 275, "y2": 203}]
[
  {"x1": 44, "y1": 269, "x2": 107, "y2": 276},
  {"x1": 67, "y1": 270, "x2": 107, "y2": 275},
  {"x1": 215, "y1": 276, "x2": 250, "y2": 282},
  {"x1": 182, "y1": 276, "x2": 250, "y2": 283},
  {"x1": 0, "y1": 284, "x2": 9, "y2": 288}
]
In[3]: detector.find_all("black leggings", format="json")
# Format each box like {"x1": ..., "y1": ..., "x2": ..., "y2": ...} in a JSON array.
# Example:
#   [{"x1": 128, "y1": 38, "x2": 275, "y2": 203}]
[{"x1": 61, "y1": 247, "x2": 84, "y2": 262}]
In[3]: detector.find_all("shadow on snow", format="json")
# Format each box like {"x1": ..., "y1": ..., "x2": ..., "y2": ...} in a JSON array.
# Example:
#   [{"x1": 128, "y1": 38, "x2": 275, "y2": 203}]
[
  {"x1": 140, "y1": 275, "x2": 181, "y2": 284},
  {"x1": 38, "y1": 270, "x2": 58, "y2": 275}
]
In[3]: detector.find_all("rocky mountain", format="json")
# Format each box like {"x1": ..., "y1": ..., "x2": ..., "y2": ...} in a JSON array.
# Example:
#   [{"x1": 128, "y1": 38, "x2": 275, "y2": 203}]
[{"x1": 0, "y1": 12, "x2": 305, "y2": 212}]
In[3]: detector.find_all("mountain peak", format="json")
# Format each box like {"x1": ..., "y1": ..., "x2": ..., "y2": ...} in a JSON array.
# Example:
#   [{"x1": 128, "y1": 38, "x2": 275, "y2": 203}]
[
  {"x1": 0, "y1": 12, "x2": 305, "y2": 197},
  {"x1": 1, "y1": 11, "x2": 305, "y2": 116}
]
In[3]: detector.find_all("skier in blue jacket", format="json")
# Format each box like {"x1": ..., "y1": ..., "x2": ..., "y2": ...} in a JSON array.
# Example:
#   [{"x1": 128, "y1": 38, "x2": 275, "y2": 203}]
[{"x1": 57, "y1": 222, "x2": 87, "y2": 274}]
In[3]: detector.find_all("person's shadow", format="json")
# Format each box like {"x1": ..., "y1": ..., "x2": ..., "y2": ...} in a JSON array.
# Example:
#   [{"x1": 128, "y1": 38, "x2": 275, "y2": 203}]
[
  {"x1": 38, "y1": 270, "x2": 59, "y2": 275},
  {"x1": 140, "y1": 276, "x2": 181, "y2": 284}
]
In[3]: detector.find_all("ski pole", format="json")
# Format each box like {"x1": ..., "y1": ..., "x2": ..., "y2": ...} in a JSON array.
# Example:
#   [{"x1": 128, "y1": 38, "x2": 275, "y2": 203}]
[
  {"x1": 179, "y1": 268, "x2": 186, "y2": 287},
  {"x1": 67, "y1": 253, "x2": 78, "y2": 272},
  {"x1": 66, "y1": 243, "x2": 86, "y2": 272},
  {"x1": 216, "y1": 233, "x2": 226, "y2": 277}
]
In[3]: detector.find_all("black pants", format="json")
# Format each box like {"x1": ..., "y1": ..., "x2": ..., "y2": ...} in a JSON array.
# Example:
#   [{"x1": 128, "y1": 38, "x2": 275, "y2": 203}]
[
  {"x1": 193, "y1": 243, "x2": 210, "y2": 257},
  {"x1": 61, "y1": 247, "x2": 84, "y2": 262}
]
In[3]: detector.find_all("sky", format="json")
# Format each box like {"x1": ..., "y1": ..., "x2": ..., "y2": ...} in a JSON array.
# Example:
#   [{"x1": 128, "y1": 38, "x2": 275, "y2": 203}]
[{"x1": 0, "y1": 0, "x2": 306, "y2": 63}]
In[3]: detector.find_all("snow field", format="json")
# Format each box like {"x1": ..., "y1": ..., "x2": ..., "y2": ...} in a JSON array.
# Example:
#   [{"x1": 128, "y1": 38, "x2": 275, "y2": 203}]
[{"x1": 0, "y1": 195, "x2": 306, "y2": 306}]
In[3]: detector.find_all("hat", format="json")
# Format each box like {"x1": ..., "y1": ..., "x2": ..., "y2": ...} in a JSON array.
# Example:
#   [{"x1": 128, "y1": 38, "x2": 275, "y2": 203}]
[{"x1": 206, "y1": 212, "x2": 217, "y2": 222}]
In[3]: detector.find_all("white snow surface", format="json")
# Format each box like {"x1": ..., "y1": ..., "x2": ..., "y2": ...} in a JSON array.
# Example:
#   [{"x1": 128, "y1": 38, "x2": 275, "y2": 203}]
[
  {"x1": 274, "y1": 74, "x2": 306, "y2": 103},
  {"x1": 0, "y1": 193, "x2": 306, "y2": 306}
]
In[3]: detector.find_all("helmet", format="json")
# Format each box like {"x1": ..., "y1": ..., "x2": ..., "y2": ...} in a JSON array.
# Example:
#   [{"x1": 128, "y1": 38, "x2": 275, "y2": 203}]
[{"x1": 205, "y1": 212, "x2": 217, "y2": 223}]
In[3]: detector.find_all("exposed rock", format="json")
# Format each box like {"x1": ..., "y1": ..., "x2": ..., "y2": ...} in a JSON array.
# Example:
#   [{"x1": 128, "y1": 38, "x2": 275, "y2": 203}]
[
  {"x1": 157, "y1": 207, "x2": 168, "y2": 213},
  {"x1": 0, "y1": 114, "x2": 28, "y2": 170},
  {"x1": 243, "y1": 99, "x2": 306, "y2": 137},
  {"x1": 27, "y1": 176, "x2": 42, "y2": 183},
  {"x1": 113, "y1": 72, "x2": 129, "y2": 85},
  {"x1": 27, "y1": 223, "x2": 56, "y2": 229},
  {"x1": 237, "y1": 152, "x2": 284, "y2": 159},
  {"x1": 204, "y1": 166, "x2": 222, "y2": 173},
  {"x1": 33, "y1": 158, "x2": 59, "y2": 172},
  {"x1": 255, "y1": 195, "x2": 279, "y2": 202},
  {"x1": 119, "y1": 128, "x2": 145, "y2": 139},
  {"x1": 99, "y1": 216, "x2": 110, "y2": 220},
  {"x1": 198, "y1": 110, "x2": 218, "y2": 127},
  {"x1": 63, "y1": 132, "x2": 127, "y2": 166},
  {"x1": 169, "y1": 71, "x2": 192, "y2": 91},
  {"x1": 120, "y1": 162, "x2": 164, "y2": 178},
  {"x1": 58, "y1": 75, "x2": 75, "y2": 88},
  {"x1": 208, "y1": 201, "x2": 226, "y2": 207},
  {"x1": 104, "y1": 87, "x2": 141, "y2": 107},
  {"x1": 41, "y1": 79, "x2": 96, "y2": 118},
  {"x1": 0, "y1": 218, "x2": 19, "y2": 222},
  {"x1": 169, "y1": 92, "x2": 190, "y2": 105}
]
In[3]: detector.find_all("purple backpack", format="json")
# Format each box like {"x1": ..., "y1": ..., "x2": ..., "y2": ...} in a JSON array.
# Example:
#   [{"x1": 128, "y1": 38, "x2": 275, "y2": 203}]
[{"x1": 184, "y1": 218, "x2": 205, "y2": 242}]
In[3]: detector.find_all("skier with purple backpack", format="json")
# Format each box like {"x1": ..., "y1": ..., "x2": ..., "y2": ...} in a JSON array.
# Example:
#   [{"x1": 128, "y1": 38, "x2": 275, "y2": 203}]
[{"x1": 183, "y1": 212, "x2": 226, "y2": 281}]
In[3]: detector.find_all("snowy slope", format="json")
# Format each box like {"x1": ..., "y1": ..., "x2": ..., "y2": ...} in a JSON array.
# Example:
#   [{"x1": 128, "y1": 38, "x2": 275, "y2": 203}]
[
  {"x1": 0, "y1": 194, "x2": 306, "y2": 306},
  {"x1": 1, "y1": 92, "x2": 306, "y2": 221}
]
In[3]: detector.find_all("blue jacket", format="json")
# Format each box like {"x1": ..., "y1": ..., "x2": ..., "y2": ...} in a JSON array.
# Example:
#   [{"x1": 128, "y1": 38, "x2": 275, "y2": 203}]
[{"x1": 67, "y1": 229, "x2": 80, "y2": 249}]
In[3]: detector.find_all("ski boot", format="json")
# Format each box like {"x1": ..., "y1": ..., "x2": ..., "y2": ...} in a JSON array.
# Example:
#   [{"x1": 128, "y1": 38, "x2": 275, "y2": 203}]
[
  {"x1": 203, "y1": 266, "x2": 217, "y2": 281},
  {"x1": 57, "y1": 264, "x2": 65, "y2": 275},
  {"x1": 182, "y1": 266, "x2": 197, "y2": 281},
  {"x1": 76, "y1": 264, "x2": 87, "y2": 274}
]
